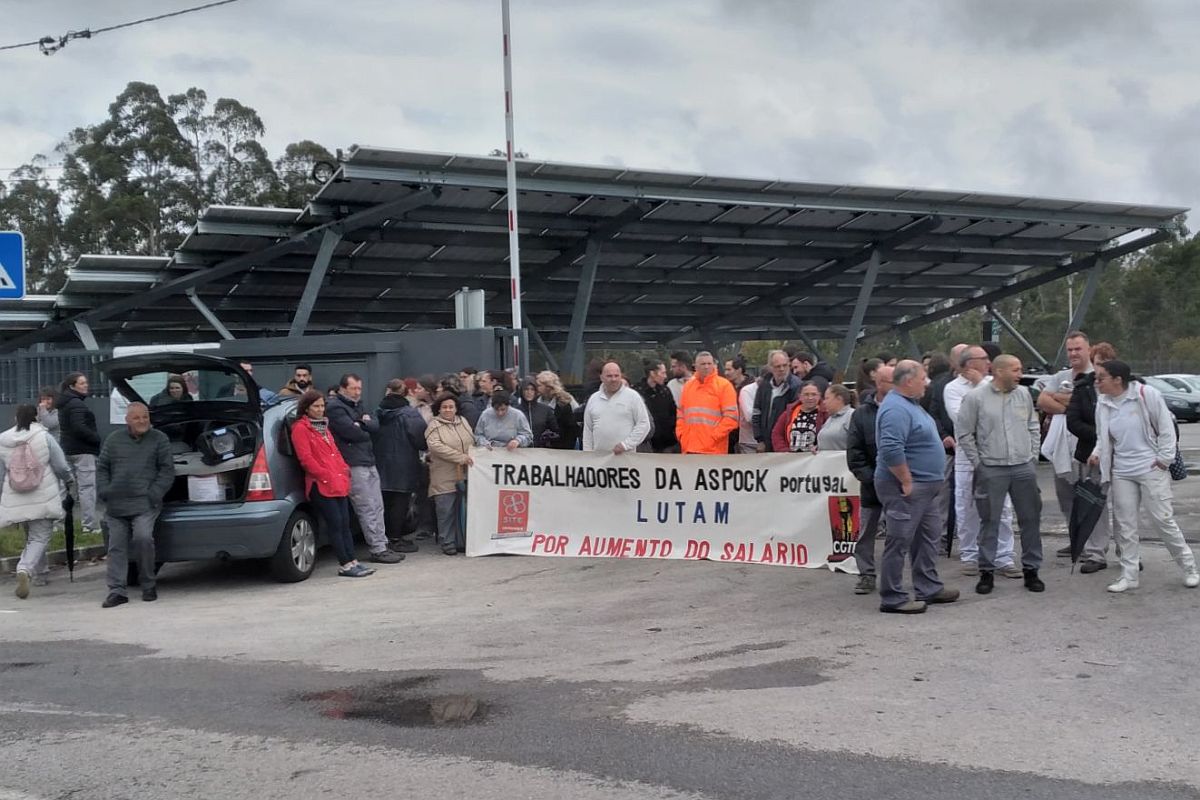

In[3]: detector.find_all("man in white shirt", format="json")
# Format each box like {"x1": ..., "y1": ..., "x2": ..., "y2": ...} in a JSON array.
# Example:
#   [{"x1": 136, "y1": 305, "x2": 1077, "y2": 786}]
[
  {"x1": 583, "y1": 362, "x2": 651, "y2": 454},
  {"x1": 737, "y1": 375, "x2": 759, "y2": 454},
  {"x1": 944, "y1": 345, "x2": 1019, "y2": 578}
]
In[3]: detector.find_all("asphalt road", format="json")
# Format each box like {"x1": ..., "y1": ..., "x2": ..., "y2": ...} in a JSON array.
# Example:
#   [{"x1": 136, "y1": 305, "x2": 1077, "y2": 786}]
[{"x1": 3, "y1": 462, "x2": 1200, "y2": 800}]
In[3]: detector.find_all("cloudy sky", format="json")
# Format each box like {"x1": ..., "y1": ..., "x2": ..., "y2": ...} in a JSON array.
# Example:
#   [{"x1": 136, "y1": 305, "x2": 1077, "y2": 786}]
[{"x1": 1, "y1": 0, "x2": 1198, "y2": 217}]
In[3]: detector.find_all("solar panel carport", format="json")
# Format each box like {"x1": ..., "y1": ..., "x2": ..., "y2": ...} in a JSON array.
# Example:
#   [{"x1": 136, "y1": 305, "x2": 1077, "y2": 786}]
[{"x1": 0, "y1": 146, "x2": 1185, "y2": 374}]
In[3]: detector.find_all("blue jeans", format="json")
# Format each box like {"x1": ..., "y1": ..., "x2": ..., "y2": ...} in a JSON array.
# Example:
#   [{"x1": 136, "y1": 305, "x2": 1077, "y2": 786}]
[{"x1": 310, "y1": 488, "x2": 355, "y2": 566}]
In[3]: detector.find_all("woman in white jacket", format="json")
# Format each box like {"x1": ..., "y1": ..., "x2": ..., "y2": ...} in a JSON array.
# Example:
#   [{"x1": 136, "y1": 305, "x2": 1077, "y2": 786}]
[
  {"x1": 1089, "y1": 361, "x2": 1199, "y2": 593},
  {"x1": 816, "y1": 384, "x2": 855, "y2": 451},
  {"x1": 0, "y1": 404, "x2": 74, "y2": 600}
]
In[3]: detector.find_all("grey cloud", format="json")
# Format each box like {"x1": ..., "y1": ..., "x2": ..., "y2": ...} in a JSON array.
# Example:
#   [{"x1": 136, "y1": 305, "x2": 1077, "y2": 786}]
[
  {"x1": 403, "y1": 106, "x2": 476, "y2": 131},
  {"x1": 1004, "y1": 105, "x2": 1064, "y2": 173},
  {"x1": 937, "y1": 0, "x2": 1155, "y2": 49},
  {"x1": 566, "y1": 24, "x2": 679, "y2": 68},
  {"x1": 720, "y1": 0, "x2": 1164, "y2": 52},
  {"x1": 718, "y1": 0, "x2": 829, "y2": 26},
  {"x1": 1146, "y1": 104, "x2": 1200, "y2": 208},
  {"x1": 1110, "y1": 78, "x2": 1150, "y2": 109},
  {"x1": 696, "y1": 125, "x2": 878, "y2": 185},
  {"x1": 161, "y1": 53, "x2": 251, "y2": 74},
  {"x1": 991, "y1": 104, "x2": 1086, "y2": 197},
  {"x1": 776, "y1": 135, "x2": 878, "y2": 184}
]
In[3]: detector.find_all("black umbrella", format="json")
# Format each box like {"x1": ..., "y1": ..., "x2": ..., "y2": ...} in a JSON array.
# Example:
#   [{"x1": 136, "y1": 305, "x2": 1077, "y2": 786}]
[
  {"x1": 1068, "y1": 477, "x2": 1107, "y2": 571},
  {"x1": 61, "y1": 491, "x2": 76, "y2": 582}
]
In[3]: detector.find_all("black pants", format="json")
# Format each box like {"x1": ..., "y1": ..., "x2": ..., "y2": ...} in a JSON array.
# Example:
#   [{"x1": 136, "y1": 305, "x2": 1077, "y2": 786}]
[
  {"x1": 310, "y1": 487, "x2": 355, "y2": 566},
  {"x1": 383, "y1": 490, "x2": 413, "y2": 541}
]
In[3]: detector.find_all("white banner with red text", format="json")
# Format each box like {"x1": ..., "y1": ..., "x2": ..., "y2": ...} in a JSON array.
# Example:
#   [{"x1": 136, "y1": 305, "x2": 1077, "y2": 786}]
[{"x1": 466, "y1": 448, "x2": 862, "y2": 569}]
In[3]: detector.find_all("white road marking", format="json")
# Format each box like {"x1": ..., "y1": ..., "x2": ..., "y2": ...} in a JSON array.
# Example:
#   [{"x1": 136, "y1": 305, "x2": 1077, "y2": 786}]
[{"x1": 0, "y1": 702, "x2": 125, "y2": 719}]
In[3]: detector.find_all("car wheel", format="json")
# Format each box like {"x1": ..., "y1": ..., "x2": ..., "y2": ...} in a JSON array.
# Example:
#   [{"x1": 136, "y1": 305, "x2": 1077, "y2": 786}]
[{"x1": 270, "y1": 510, "x2": 317, "y2": 582}]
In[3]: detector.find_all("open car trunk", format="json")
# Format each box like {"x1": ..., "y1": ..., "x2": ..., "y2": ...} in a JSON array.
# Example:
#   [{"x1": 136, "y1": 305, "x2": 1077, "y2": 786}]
[
  {"x1": 159, "y1": 419, "x2": 260, "y2": 504},
  {"x1": 100, "y1": 352, "x2": 264, "y2": 505}
]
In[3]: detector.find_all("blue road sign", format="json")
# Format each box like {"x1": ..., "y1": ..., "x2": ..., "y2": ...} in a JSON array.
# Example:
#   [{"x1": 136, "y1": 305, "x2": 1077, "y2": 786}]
[{"x1": 0, "y1": 231, "x2": 25, "y2": 299}]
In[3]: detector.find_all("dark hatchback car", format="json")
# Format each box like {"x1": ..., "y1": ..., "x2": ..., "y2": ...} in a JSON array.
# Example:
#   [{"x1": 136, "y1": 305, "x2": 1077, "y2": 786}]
[
  {"x1": 1145, "y1": 376, "x2": 1200, "y2": 423},
  {"x1": 102, "y1": 353, "x2": 320, "y2": 582}
]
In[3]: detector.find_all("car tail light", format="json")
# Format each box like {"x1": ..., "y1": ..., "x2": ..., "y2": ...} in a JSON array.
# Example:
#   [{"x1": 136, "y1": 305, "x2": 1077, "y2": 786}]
[{"x1": 245, "y1": 445, "x2": 274, "y2": 501}]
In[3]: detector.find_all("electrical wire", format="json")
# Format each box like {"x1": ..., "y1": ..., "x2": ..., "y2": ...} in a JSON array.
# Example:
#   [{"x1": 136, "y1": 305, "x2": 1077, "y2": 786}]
[
  {"x1": 0, "y1": 37, "x2": 43, "y2": 53},
  {"x1": 0, "y1": 0, "x2": 244, "y2": 55}
]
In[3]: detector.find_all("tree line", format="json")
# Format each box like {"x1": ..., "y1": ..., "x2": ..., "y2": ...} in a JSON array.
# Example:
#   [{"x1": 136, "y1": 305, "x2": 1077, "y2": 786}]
[{"x1": 0, "y1": 81, "x2": 334, "y2": 293}]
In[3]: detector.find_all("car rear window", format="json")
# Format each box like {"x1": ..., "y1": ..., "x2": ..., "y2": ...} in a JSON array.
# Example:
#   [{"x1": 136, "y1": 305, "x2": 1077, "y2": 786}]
[{"x1": 120, "y1": 367, "x2": 252, "y2": 406}]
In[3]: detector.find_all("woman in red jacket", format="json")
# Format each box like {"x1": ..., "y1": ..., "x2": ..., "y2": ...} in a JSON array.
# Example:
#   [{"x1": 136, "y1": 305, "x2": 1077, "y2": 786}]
[{"x1": 291, "y1": 390, "x2": 373, "y2": 578}]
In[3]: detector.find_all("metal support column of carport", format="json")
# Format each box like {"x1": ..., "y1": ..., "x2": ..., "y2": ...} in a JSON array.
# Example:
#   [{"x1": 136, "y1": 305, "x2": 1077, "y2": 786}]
[
  {"x1": 833, "y1": 249, "x2": 883, "y2": 378},
  {"x1": 186, "y1": 289, "x2": 236, "y2": 340},
  {"x1": 289, "y1": 229, "x2": 343, "y2": 338},
  {"x1": 523, "y1": 313, "x2": 559, "y2": 372},
  {"x1": 72, "y1": 321, "x2": 100, "y2": 351},
  {"x1": 562, "y1": 238, "x2": 602, "y2": 381},
  {"x1": 986, "y1": 304, "x2": 1051, "y2": 372},
  {"x1": 779, "y1": 307, "x2": 826, "y2": 363},
  {"x1": 1052, "y1": 259, "x2": 1106, "y2": 368}
]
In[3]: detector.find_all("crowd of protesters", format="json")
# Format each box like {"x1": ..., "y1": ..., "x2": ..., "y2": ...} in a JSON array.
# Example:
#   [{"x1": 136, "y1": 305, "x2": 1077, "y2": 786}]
[{"x1": 4, "y1": 335, "x2": 1197, "y2": 610}]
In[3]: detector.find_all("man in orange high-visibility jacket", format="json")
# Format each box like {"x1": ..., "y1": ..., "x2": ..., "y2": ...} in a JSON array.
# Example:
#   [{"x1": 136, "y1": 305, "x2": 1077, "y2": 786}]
[{"x1": 676, "y1": 351, "x2": 739, "y2": 454}]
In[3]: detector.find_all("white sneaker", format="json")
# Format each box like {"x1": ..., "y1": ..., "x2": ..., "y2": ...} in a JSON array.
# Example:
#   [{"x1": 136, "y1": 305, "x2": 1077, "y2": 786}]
[
  {"x1": 1184, "y1": 571, "x2": 1199, "y2": 589},
  {"x1": 1107, "y1": 578, "x2": 1139, "y2": 593}
]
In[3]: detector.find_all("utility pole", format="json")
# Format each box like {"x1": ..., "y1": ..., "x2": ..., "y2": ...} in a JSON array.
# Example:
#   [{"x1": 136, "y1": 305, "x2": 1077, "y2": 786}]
[{"x1": 501, "y1": 0, "x2": 523, "y2": 372}]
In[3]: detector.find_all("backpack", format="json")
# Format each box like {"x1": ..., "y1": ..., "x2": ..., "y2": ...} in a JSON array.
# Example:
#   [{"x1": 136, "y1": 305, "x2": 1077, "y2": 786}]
[{"x1": 8, "y1": 435, "x2": 46, "y2": 493}]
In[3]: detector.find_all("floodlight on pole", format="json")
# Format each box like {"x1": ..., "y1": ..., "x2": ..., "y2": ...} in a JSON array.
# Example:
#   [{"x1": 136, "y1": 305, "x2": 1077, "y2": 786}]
[{"x1": 501, "y1": 0, "x2": 523, "y2": 372}]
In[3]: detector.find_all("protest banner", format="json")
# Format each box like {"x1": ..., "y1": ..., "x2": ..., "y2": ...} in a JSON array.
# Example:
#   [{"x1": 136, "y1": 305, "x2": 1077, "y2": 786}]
[{"x1": 466, "y1": 448, "x2": 862, "y2": 569}]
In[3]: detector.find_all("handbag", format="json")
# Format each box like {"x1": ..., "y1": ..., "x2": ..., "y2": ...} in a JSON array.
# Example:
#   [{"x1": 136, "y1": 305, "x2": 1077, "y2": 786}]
[
  {"x1": 1141, "y1": 385, "x2": 1186, "y2": 481},
  {"x1": 1169, "y1": 447, "x2": 1188, "y2": 481}
]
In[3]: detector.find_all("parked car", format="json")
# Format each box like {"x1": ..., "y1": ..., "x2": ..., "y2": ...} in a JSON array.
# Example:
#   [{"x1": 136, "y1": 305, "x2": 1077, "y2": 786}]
[
  {"x1": 1154, "y1": 373, "x2": 1200, "y2": 394},
  {"x1": 1145, "y1": 376, "x2": 1200, "y2": 422},
  {"x1": 101, "y1": 352, "x2": 318, "y2": 582}
]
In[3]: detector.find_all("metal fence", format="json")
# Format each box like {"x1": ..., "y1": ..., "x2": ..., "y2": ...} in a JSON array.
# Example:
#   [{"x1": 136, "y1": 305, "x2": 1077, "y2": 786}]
[{"x1": 0, "y1": 348, "x2": 113, "y2": 404}]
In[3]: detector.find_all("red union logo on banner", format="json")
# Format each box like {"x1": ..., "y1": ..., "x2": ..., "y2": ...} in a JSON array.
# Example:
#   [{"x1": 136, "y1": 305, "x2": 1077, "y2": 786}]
[
  {"x1": 497, "y1": 489, "x2": 531, "y2": 536},
  {"x1": 826, "y1": 495, "x2": 860, "y2": 562}
]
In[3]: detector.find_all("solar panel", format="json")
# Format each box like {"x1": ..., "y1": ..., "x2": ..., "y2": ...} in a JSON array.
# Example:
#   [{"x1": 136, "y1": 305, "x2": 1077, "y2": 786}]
[{"x1": 1, "y1": 147, "x2": 1184, "y2": 350}]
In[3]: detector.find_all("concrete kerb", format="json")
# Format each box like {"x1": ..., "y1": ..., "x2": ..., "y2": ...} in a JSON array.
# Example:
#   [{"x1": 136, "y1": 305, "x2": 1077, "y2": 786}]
[{"x1": 1, "y1": 544, "x2": 107, "y2": 574}]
